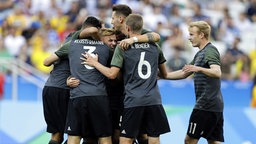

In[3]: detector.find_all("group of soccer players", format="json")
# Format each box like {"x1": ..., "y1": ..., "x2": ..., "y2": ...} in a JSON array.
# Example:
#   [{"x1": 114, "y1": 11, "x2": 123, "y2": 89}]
[{"x1": 42, "y1": 3, "x2": 224, "y2": 144}]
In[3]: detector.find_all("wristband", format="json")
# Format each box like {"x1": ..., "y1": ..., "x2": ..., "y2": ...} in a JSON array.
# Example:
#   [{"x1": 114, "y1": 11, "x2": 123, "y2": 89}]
[{"x1": 133, "y1": 36, "x2": 138, "y2": 43}]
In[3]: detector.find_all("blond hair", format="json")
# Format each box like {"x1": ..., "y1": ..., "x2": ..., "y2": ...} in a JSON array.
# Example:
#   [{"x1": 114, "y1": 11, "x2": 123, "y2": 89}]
[
  {"x1": 99, "y1": 28, "x2": 116, "y2": 37},
  {"x1": 189, "y1": 21, "x2": 211, "y2": 40}
]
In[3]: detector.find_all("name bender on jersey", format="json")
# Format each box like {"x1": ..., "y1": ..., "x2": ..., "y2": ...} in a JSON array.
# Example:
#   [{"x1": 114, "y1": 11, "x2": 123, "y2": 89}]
[{"x1": 132, "y1": 43, "x2": 150, "y2": 49}]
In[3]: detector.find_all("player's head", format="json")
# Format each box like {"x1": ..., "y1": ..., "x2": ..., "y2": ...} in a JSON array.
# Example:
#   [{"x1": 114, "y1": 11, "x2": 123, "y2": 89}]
[
  {"x1": 99, "y1": 28, "x2": 117, "y2": 49},
  {"x1": 125, "y1": 14, "x2": 143, "y2": 35},
  {"x1": 111, "y1": 4, "x2": 132, "y2": 31},
  {"x1": 188, "y1": 21, "x2": 211, "y2": 40},
  {"x1": 188, "y1": 21, "x2": 211, "y2": 47},
  {"x1": 82, "y1": 16, "x2": 102, "y2": 29}
]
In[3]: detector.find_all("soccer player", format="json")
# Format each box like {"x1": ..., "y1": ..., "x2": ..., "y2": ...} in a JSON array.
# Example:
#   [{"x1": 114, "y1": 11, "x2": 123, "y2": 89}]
[
  {"x1": 166, "y1": 21, "x2": 224, "y2": 144},
  {"x1": 82, "y1": 14, "x2": 170, "y2": 144},
  {"x1": 42, "y1": 33, "x2": 79, "y2": 144},
  {"x1": 44, "y1": 16, "x2": 112, "y2": 144},
  {"x1": 111, "y1": 4, "x2": 160, "y2": 49},
  {"x1": 67, "y1": 27, "x2": 120, "y2": 144},
  {"x1": 110, "y1": 4, "x2": 162, "y2": 144},
  {"x1": 99, "y1": 28, "x2": 122, "y2": 144}
]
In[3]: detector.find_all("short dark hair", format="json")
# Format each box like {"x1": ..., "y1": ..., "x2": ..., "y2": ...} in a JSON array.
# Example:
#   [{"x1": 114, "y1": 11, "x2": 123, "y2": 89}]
[
  {"x1": 82, "y1": 16, "x2": 102, "y2": 29},
  {"x1": 126, "y1": 14, "x2": 143, "y2": 33},
  {"x1": 112, "y1": 4, "x2": 132, "y2": 17}
]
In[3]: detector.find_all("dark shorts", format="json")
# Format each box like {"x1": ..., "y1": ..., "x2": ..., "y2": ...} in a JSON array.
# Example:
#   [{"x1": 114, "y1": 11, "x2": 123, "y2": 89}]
[
  {"x1": 120, "y1": 105, "x2": 170, "y2": 138},
  {"x1": 111, "y1": 109, "x2": 122, "y2": 130},
  {"x1": 106, "y1": 86, "x2": 124, "y2": 131},
  {"x1": 65, "y1": 96, "x2": 112, "y2": 138},
  {"x1": 42, "y1": 86, "x2": 70, "y2": 134},
  {"x1": 187, "y1": 109, "x2": 224, "y2": 142}
]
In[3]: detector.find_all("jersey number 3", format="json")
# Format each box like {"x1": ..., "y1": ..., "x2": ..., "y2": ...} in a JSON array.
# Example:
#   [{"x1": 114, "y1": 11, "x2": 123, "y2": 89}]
[{"x1": 83, "y1": 46, "x2": 96, "y2": 69}]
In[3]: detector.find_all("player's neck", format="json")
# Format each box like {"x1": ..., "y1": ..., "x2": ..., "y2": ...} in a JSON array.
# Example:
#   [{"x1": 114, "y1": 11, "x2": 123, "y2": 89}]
[
  {"x1": 129, "y1": 33, "x2": 140, "y2": 38},
  {"x1": 199, "y1": 40, "x2": 210, "y2": 50}
]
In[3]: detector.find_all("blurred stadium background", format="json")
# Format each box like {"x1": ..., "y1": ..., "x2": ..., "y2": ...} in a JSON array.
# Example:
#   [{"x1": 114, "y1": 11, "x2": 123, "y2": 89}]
[{"x1": 1, "y1": 0, "x2": 256, "y2": 143}]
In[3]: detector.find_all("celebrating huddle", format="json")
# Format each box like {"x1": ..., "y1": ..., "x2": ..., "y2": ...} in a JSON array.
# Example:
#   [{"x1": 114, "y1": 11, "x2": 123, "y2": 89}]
[{"x1": 42, "y1": 4, "x2": 224, "y2": 144}]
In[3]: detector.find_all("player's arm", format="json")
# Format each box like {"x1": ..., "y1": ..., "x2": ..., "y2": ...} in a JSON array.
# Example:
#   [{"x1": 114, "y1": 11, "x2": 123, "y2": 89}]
[
  {"x1": 182, "y1": 64, "x2": 221, "y2": 78},
  {"x1": 79, "y1": 27, "x2": 100, "y2": 39},
  {"x1": 43, "y1": 53, "x2": 59, "y2": 67},
  {"x1": 119, "y1": 32, "x2": 160, "y2": 49},
  {"x1": 81, "y1": 52, "x2": 120, "y2": 79},
  {"x1": 44, "y1": 41, "x2": 70, "y2": 66},
  {"x1": 134, "y1": 32, "x2": 160, "y2": 43},
  {"x1": 166, "y1": 69, "x2": 191, "y2": 80},
  {"x1": 158, "y1": 63, "x2": 168, "y2": 79}
]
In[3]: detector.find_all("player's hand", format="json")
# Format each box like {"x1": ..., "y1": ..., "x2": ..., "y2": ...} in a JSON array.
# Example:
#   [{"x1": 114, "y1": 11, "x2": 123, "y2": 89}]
[
  {"x1": 182, "y1": 64, "x2": 199, "y2": 73},
  {"x1": 80, "y1": 52, "x2": 98, "y2": 67},
  {"x1": 119, "y1": 38, "x2": 133, "y2": 50},
  {"x1": 67, "y1": 77, "x2": 80, "y2": 87}
]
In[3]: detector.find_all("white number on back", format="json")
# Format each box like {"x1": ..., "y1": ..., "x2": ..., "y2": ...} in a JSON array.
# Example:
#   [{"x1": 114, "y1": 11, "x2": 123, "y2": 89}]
[
  {"x1": 83, "y1": 46, "x2": 96, "y2": 69},
  {"x1": 138, "y1": 52, "x2": 151, "y2": 79}
]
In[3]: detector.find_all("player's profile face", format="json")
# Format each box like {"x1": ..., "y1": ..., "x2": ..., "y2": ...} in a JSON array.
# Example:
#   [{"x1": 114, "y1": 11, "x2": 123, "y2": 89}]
[
  {"x1": 188, "y1": 26, "x2": 201, "y2": 47},
  {"x1": 111, "y1": 11, "x2": 122, "y2": 31}
]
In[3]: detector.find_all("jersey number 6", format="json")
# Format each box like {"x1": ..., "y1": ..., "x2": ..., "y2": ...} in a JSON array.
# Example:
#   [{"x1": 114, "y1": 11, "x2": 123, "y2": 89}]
[{"x1": 138, "y1": 52, "x2": 151, "y2": 79}]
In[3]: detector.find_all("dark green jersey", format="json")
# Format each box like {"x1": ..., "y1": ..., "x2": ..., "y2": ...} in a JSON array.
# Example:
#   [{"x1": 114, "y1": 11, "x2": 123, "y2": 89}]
[
  {"x1": 56, "y1": 30, "x2": 109, "y2": 98},
  {"x1": 111, "y1": 42, "x2": 166, "y2": 108},
  {"x1": 190, "y1": 42, "x2": 224, "y2": 112}
]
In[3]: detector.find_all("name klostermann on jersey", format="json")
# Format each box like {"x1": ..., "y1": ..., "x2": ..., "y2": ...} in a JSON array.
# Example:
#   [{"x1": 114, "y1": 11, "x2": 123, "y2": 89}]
[
  {"x1": 131, "y1": 43, "x2": 150, "y2": 49},
  {"x1": 74, "y1": 39, "x2": 104, "y2": 45}
]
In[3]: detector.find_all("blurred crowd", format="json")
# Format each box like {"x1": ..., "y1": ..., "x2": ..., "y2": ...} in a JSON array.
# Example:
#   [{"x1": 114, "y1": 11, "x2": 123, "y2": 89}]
[{"x1": 1, "y1": 0, "x2": 256, "y2": 82}]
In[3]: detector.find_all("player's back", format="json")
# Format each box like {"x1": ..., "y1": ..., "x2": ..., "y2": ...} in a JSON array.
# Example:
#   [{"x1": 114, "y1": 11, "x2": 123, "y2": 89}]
[
  {"x1": 68, "y1": 38, "x2": 109, "y2": 98},
  {"x1": 122, "y1": 42, "x2": 162, "y2": 108}
]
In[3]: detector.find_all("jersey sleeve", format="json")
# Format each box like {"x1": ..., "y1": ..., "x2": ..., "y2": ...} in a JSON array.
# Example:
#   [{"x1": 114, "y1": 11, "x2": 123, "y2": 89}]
[
  {"x1": 205, "y1": 46, "x2": 221, "y2": 66},
  {"x1": 55, "y1": 31, "x2": 80, "y2": 59},
  {"x1": 55, "y1": 41, "x2": 71, "y2": 59},
  {"x1": 110, "y1": 45, "x2": 124, "y2": 68},
  {"x1": 157, "y1": 44, "x2": 166, "y2": 64}
]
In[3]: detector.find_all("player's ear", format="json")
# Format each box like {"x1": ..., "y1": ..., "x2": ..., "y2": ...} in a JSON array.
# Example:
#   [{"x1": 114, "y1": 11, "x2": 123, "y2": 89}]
[
  {"x1": 126, "y1": 25, "x2": 131, "y2": 33},
  {"x1": 119, "y1": 16, "x2": 124, "y2": 23}
]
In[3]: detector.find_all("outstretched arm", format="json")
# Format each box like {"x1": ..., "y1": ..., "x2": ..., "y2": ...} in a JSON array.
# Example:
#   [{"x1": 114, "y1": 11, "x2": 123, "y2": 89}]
[
  {"x1": 182, "y1": 64, "x2": 221, "y2": 78},
  {"x1": 80, "y1": 52, "x2": 120, "y2": 79},
  {"x1": 166, "y1": 69, "x2": 191, "y2": 80}
]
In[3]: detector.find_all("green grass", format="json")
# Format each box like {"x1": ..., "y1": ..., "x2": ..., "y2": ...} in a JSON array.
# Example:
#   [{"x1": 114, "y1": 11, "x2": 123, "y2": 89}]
[
  {"x1": 164, "y1": 105, "x2": 191, "y2": 115},
  {"x1": 28, "y1": 132, "x2": 50, "y2": 144}
]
